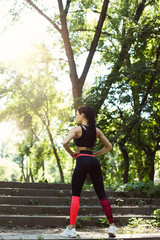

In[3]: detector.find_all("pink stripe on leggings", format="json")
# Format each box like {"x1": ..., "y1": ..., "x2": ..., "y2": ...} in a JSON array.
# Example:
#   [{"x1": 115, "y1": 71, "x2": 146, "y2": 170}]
[
  {"x1": 70, "y1": 196, "x2": 80, "y2": 225},
  {"x1": 100, "y1": 197, "x2": 114, "y2": 224}
]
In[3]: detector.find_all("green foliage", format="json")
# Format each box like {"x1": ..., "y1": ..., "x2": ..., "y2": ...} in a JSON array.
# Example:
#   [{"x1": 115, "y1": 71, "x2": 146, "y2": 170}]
[
  {"x1": 67, "y1": 0, "x2": 100, "y2": 56},
  {"x1": 88, "y1": 8, "x2": 160, "y2": 181},
  {"x1": 154, "y1": 209, "x2": 160, "y2": 222},
  {"x1": 76, "y1": 216, "x2": 92, "y2": 228},
  {"x1": 59, "y1": 190, "x2": 64, "y2": 197},
  {"x1": 116, "y1": 180, "x2": 160, "y2": 197},
  {"x1": 0, "y1": 158, "x2": 21, "y2": 181},
  {"x1": 36, "y1": 236, "x2": 44, "y2": 240},
  {"x1": 9, "y1": 220, "x2": 13, "y2": 227},
  {"x1": 0, "y1": 0, "x2": 160, "y2": 185},
  {"x1": 128, "y1": 217, "x2": 158, "y2": 228},
  {"x1": 116, "y1": 198, "x2": 124, "y2": 206},
  {"x1": 84, "y1": 0, "x2": 160, "y2": 184},
  {"x1": 82, "y1": 182, "x2": 93, "y2": 191},
  {"x1": 95, "y1": 218, "x2": 109, "y2": 227},
  {"x1": 0, "y1": 43, "x2": 74, "y2": 183}
]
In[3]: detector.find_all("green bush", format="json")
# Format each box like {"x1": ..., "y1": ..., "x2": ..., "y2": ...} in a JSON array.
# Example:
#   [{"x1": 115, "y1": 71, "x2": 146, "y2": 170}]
[
  {"x1": 128, "y1": 217, "x2": 158, "y2": 228},
  {"x1": 154, "y1": 209, "x2": 160, "y2": 222},
  {"x1": 115, "y1": 180, "x2": 160, "y2": 197}
]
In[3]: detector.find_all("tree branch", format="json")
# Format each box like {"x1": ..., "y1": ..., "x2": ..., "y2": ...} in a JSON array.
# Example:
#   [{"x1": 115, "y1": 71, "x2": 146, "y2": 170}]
[
  {"x1": 57, "y1": 0, "x2": 79, "y2": 87},
  {"x1": 25, "y1": 0, "x2": 62, "y2": 33},
  {"x1": 65, "y1": 0, "x2": 71, "y2": 14},
  {"x1": 79, "y1": 0, "x2": 110, "y2": 88},
  {"x1": 134, "y1": 0, "x2": 146, "y2": 22}
]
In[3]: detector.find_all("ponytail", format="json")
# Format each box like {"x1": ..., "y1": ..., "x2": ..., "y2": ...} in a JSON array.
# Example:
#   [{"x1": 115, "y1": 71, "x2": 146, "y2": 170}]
[{"x1": 77, "y1": 106, "x2": 96, "y2": 148}]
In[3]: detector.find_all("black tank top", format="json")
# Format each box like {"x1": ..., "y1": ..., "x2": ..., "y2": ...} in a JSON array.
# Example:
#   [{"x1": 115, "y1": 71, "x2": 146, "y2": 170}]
[{"x1": 74, "y1": 124, "x2": 90, "y2": 147}]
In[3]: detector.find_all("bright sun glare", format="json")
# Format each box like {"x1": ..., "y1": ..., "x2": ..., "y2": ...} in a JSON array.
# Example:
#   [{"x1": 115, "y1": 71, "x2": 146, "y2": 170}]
[
  {"x1": 0, "y1": 9, "x2": 49, "y2": 62},
  {"x1": 0, "y1": 27, "x2": 30, "y2": 61},
  {"x1": 0, "y1": 122, "x2": 17, "y2": 141}
]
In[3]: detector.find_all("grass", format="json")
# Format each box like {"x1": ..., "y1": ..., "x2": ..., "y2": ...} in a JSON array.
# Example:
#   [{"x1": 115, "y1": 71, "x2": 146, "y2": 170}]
[
  {"x1": 119, "y1": 224, "x2": 160, "y2": 234},
  {"x1": 79, "y1": 224, "x2": 160, "y2": 235}
]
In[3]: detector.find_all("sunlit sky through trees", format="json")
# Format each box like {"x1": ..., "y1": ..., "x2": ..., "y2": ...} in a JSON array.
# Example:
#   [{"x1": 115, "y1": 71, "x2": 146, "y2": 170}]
[
  {"x1": 0, "y1": 2, "x2": 73, "y2": 91},
  {"x1": 0, "y1": 2, "x2": 69, "y2": 144},
  {"x1": 0, "y1": 2, "x2": 98, "y2": 86},
  {"x1": 0, "y1": 5, "x2": 49, "y2": 59},
  {"x1": 0, "y1": 1, "x2": 104, "y2": 144},
  {"x1": 0, "y1": 3, "x2": 55, "y2": 143}
]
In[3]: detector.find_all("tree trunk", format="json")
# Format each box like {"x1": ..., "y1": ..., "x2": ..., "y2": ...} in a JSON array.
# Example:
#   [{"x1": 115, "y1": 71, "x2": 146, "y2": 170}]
[
  {"x1": 30, "y1": 168, "x2": 34, "y2": 182},
  {"x1": 135, "y1": 156, "x2": 145, "y2": 181},
  {"x1": 149, "y1": 153, "x2": 155, "y2": 181},
  {"x1": 41, "y1": 159, "x2": 45, "y2": 181},
  {"x1": 26, "y1": 157, "x2": 30, "y2": 182},
  {"x1": 144, "y1": 149, "x2": 156, "y2": 181},
  {"x1": 46, "y1": 126, "x2": 65, "y2": 183},
  {"x1": 119, "y1": 141, "x2": 129, "y2": 183},
  {"x1": 21, "y1": 155, "x2": 27, "y2": 182}
]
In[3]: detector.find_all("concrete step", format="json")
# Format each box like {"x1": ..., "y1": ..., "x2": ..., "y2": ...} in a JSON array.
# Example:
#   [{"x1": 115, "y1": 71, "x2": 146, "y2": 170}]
[
  {"x1": 0, "y1": 231, "x2": 160, "y2": 240},
  {"x1": 0, "y1": 214, "x2": 155, "y2": 227},
  {"x1": 0, "y1": 181, "x2": 158, "y2": 230},
  {"x1": 0, "y1": 204, "x2": 157, "y2": 215},
  {"x1": 0, "y1": 187, "x2": 149, "y2": 198},
  {"x1": 0, "y1": 188, "x2": 71, "y2": 197},
  {"x1": 0, "y1": 181, "x2": 71, "y2": 190},
  {"x1": 0, "y1": 195, "x2": 159, "y2": 207},
  {"x1": 0, "y1": 232, "x2": 160, "y2": 240}
]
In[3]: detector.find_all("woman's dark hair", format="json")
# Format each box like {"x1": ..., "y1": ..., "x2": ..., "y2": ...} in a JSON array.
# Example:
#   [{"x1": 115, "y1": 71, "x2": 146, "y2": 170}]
[{"x1": 78, "y1": 106, "x2": 96, "y2": 148}]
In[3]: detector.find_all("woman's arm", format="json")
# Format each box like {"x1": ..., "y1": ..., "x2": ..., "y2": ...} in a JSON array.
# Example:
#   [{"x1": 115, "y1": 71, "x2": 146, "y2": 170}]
[
  {"x1": 62, "y1": 127, "x2": 78, "y2": 158},
  {"x1": 93, "y1": 128, "x2": 112, "y2": 157}
]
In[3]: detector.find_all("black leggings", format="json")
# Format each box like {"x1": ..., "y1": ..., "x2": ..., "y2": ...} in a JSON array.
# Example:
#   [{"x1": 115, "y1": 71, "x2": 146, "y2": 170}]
[{"x1": 72, "y1": 151, "x2": 106, "y2": 200}]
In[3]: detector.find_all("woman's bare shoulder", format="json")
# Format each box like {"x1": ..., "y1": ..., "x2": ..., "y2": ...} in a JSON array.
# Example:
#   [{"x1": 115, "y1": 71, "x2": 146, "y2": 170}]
[
  {"x1": 69, "y1": 126, "x2": 80, "y2": 132},
  {"x1": 70, "y1": 125, "x2": 82, "y2": 137},
  {"x1": 96, "y1": 127, "x2": 104, "y2": 137},
  {"x1": 72, "y1": 125, "x2": 81, "y2": 131}
]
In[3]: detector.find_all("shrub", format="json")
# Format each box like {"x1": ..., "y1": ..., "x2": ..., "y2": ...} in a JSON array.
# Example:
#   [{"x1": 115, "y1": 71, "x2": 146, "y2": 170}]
[
  {"x1": 154, "y1": 209, "x2": 160, "y2": 223},
  {"x1": 116, "y1": 180, "x2": 160, "y2": 198}
]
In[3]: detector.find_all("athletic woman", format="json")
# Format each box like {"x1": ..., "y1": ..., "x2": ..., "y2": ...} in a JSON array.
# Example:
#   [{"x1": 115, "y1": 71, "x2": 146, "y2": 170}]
[{"x1": 60, "y1": 106, "x2": 116, "y2": 238}]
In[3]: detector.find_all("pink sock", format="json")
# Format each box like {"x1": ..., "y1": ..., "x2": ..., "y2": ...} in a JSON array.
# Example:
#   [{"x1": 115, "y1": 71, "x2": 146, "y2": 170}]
[
  {"x1": 70, "y1": 196, "x2": 80, "y2": 225},
  {"x1": 100, "y1": 197, "x2": 114, "y2": 224}
]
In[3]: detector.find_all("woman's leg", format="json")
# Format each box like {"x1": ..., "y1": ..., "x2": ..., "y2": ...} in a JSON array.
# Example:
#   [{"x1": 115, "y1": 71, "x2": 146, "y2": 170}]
[
  {"x1": 70, "y1": 196, "x2": 80, "y2": 226},
  {"x1": 70, "y1": 159, "x2": 88, "y2": 228},
  {"x1": 100, "y1": 197, "x2": 114, "y2": 224},
  {"x1": 89, "y1": 158, "x2": 114, "y2": 224}
]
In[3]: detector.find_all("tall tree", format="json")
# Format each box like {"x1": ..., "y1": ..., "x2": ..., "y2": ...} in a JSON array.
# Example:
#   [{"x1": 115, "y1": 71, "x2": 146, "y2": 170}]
[{"x1": 13, "y1": 0, "x2": 109, "y2": 109}]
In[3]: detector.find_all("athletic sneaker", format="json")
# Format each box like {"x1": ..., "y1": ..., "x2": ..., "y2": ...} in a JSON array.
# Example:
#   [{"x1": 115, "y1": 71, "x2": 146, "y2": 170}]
[
  {"x1": 60, "y1": 226, "x2": 77, "y2": 238},
  {"x1": 108, "y1": 225, "x2": 116, "y2": 237}
]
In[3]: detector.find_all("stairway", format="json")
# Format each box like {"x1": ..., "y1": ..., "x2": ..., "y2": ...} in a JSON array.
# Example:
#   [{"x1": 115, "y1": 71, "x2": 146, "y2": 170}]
[{"x1": 0, "y1": 181, "x2": 159, "y2": 239}]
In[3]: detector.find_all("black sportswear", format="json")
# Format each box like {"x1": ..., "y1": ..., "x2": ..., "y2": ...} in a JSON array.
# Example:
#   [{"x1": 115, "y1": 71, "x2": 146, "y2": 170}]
[{"x1": 73, "y1": 124, "x2": 90, "y2": 147}]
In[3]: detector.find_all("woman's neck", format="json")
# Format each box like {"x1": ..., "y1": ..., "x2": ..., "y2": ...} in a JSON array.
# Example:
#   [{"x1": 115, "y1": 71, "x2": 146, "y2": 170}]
[{"x1": 81, "y1": 119, "x2": 88, "y2": 126}]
